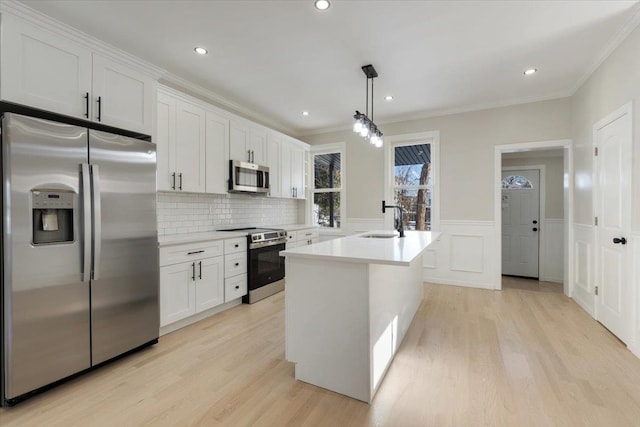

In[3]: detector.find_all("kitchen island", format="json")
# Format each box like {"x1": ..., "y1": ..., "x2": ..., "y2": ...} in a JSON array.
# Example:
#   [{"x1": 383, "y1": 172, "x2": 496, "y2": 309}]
[{"x1": 280, "y1": 230, "x2": 439, "y2": 402}]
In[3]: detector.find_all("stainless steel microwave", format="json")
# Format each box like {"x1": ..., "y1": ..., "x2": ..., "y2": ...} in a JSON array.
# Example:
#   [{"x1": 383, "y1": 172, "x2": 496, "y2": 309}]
[{"x1": 229, "y1": 160, "x2": 270, "y2": 194}]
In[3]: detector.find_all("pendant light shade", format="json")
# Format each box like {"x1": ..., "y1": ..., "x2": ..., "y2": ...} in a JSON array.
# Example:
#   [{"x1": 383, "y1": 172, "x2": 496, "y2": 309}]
[{"x1": 352, "y1": 64, "x2": 384, "y2": 147}]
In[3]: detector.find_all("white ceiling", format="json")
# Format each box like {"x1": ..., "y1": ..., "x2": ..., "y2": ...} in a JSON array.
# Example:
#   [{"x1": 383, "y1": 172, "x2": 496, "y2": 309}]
[{"x1": 20, "y1": 0, "x2": 640, "y2": 136}]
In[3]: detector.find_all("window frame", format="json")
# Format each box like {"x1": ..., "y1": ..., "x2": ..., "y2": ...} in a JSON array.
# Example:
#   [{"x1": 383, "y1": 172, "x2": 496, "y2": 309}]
[
  {"x1": 384, "y1": 132, "x2": 440, "y2": 232},
  {"x1": 309, "y1": 142, "x2": 346, "y2": 230}
]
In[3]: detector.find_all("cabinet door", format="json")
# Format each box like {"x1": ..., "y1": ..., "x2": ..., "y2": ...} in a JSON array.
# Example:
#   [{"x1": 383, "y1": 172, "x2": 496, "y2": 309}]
[
  {"x1": 249, "y1": 130, "x2": 267, "y2": 165},
  {"x1": 160, "y1": 262, "x2": 197, "y2": 326},
  {"x1": 175, "y1": 100, "x2": 206, "y2": 192},
  {"x1": 1, "y1": 14, "x2": 92, "y2": 119},
  {"x1": 156, "y1": 92, "x2": 177, "y2": 191},
  {"x1": 230, "y1": 121, "x2": 250, "y2": 162},
  {"x1": 205, "y1": 110, "x2": 229, "y2": 194},
  {"x1": 280, "y1": 140, "x2": 293, "y2": 198},
  {"x1": 92, "y1": 54, "x2": 155, "y2": 134},
  {"x1": 196, "y1": 257, "x2": 225, "y2": 312},
  {"x1": 291, "y1": 144, "x2": 307, "y2": 199},
  {"x1": 266, "y1": 134, "x2": 281, "y2": 198}
]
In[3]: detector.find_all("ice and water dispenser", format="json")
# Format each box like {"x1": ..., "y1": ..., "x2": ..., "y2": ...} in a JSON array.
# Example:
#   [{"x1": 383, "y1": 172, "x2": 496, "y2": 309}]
[{"x1": 31, "y1": 190, "x2": 74, "y2": 245}]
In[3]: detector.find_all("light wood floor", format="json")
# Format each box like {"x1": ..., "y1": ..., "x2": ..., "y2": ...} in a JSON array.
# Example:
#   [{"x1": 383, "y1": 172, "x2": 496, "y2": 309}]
[{"x1": 3, "y1": 279, "x2": 640, "y2": 426}]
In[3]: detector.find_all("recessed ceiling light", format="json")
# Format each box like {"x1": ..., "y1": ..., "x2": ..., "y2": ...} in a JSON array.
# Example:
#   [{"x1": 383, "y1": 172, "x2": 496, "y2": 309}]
[
  {"x1": 302, "y1": 111, "x2": 310, "y2": 116},
  {"x1": 524, "y1": 68, "x2": 537, "y2": 75},
  {"x1": 194, "y1": 47, "x2": 208, "y2": 55},
  {"x1": 384, "y1": 95, "x2": 394, "y2": 101},
  {"x1": 314, "y1": 0, "x2": 330, "y2": 10}
]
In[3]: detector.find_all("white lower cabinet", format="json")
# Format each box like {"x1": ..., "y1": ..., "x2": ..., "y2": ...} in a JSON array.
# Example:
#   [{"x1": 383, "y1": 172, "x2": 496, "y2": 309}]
[
  {"x1": 160, "y1": 256, "x2": 223, "y2": 327},
  {"x1": 160, "y1": 237, "x2": 247, "y2": 329},
  {"x1": 160, "y1": 261, "x2": 196, "y2": 326}
]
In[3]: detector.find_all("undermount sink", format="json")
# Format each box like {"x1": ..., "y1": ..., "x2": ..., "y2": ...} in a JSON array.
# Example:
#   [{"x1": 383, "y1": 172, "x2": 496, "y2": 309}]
[{"x1": 359, "y1": 233, "x2": 397, "y2": 239}]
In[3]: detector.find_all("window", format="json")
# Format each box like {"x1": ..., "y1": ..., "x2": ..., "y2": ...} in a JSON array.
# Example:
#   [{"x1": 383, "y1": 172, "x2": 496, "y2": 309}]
[
  {"x1": 393, "y1": 143, "x2": 432, "y2": 230},
  {"x1": 385, "y1": 133, "x2": 439, "y2": 232},
  {"x1": 501, "y1": 175, "x2": 533, "y2": 189},
  {"x1": 312, "y1": 145, "x2": 344, "y2": 228}
]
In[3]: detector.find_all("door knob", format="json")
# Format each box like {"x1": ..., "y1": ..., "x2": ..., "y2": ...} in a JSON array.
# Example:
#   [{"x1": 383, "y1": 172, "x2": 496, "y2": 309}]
[
  {"x1": 532, "y1": 220, "x2": 538, "y2": 224},
  {"x1": 613, "y1": 237, "x2": 627, "y2": 245},
  {"x1": 532, "y1": 227, "x2": 538, "y2": 232}
]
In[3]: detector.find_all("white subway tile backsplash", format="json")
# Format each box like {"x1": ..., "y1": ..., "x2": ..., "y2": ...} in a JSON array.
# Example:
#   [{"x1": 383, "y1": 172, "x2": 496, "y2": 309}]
[{"x1": 156, "y1": 192, "x2": 301, "y2": 236}]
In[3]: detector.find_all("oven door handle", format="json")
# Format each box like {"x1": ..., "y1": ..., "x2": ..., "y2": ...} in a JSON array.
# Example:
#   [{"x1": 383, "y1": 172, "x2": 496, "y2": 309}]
[{"x1": 249, "y1": 239, "x2": 287, "y2": 250}]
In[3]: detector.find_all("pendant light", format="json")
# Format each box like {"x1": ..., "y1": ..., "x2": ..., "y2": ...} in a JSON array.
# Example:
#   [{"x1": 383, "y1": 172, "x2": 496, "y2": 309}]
[{"x1": 353, "y1": 64, "x2": 383, "y2": 148}]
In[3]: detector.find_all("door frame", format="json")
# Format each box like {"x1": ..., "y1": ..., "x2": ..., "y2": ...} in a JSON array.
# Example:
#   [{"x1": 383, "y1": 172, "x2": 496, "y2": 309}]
[
  {"x1": 501, "y1": 165, "x2": 545, "y2": 279},
  {"x1": 592, "y1": 102, "x2": 633, "y2": 342},
  {"x1": 493, "y1": 139, "x2": 573, "y2": 294}
]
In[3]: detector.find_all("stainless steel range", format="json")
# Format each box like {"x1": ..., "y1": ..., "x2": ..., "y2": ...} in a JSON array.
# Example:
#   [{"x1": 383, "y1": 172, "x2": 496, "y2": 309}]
[{"x1": 219, "y1": 228, "x2": 287, "y2": 303}]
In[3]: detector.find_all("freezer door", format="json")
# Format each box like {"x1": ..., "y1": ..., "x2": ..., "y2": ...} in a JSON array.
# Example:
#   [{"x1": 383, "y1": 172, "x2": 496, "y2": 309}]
[
  {"x1": 88, "y1": 130, "x2": 158, "y2": 365},
  {"x1": 2, "y1": 114, "x2": 90, "y2": 400}
]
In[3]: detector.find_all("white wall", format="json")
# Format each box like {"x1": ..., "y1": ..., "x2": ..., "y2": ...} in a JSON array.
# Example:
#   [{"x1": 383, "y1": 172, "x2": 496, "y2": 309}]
[
  {"x1": 301, "y1": 98, "x2": 572, "y2": 288},
  {"x1": 570, "y1": 24, "x2": 640, "y2": 354}
]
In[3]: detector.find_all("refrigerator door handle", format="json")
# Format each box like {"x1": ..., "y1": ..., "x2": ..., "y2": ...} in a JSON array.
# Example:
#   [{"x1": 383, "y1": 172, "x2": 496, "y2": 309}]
[
  {"x1": 91, "y1": 164, "x2": 102, "y2": 281},
  {"x1": 82, "y1": 164, "x2": 92, "y2": 282}
]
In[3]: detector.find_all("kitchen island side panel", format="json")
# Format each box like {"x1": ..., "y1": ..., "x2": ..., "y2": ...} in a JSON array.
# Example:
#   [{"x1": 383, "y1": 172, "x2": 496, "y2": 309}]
[{"x1": 285, "y1": 257, "x2": 371, "y2": 402}]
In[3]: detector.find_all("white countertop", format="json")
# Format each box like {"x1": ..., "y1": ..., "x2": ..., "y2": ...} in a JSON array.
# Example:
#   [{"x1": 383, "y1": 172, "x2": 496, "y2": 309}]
[
  {"x1": 280, "y1": 230, "x2": 440, "y2": 266},
  {"x1": 158, "y1": 224, "x2": 318, "y2": 247}
]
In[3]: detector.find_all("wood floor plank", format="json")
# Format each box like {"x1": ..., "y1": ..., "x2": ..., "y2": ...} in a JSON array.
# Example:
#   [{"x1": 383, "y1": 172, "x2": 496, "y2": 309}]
[{"x1": 3, "y1": 279, "x2": 640, "y2": 426}]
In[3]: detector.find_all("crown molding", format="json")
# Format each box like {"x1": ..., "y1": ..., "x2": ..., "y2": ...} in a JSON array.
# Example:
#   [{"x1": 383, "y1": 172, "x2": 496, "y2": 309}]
[
  {"x1": 159, "y1": 72, "x2": 297, "y2": 136},
  {"x1": 569, "y1": 3, "x2": 640, "y2": 95},
  {"x1": 0, "y1": 0, "x2": 164, "y2": 78},
  {"x1": 295, "y1": 92, "x2": 572, "y2": 138}
]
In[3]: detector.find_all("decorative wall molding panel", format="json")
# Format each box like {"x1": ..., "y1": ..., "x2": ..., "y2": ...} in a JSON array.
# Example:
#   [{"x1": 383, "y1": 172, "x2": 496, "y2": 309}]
[
  {"x1": 540, "y1": 219, "x2": 564, "y2": 283},
  {"x1": 572, "y1": 223, "x2": 595, "y2": 316},
  {"x1": 423, "y1": 220, "x2": 498, "y2": 290}
]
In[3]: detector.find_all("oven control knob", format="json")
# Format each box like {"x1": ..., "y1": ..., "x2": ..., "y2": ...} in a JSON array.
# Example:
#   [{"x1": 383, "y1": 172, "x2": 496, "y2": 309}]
[{"x1": 252, "y1": 235, "x2": 258, "y2": 241}]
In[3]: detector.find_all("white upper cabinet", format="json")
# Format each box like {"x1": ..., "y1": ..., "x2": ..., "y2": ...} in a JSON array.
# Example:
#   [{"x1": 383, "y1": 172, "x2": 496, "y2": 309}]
[
  {"x1": 175, "y1": 100, "x2": 206, "y2": 193},
  {"x1": 229, "y1": 120, "x2": 266, "y2": 165},
  {"x1": 156, "y1": 90, "x2": 206, "y2": 193},
  {"x1": 156, "y1": 92, "x2": 177, "y2": 191},
  {"x1": 266, "y1": 134, "x2": 282, "y2": 198},
  {"x1": 91, "y1": 54, "x2": 154, "y2": 134},
  {"x1": 205, "y1": 110, "x2": 230, "y2": 194},
  {"x1": 0, "y1": 13, "x2": 156, "y2": 135},
  {"x1": 1, "y1": 14, "x2": 92, "y2": 119},
  {"x1": 280, "y1": 138, "x2": 308, "y2": 199}
]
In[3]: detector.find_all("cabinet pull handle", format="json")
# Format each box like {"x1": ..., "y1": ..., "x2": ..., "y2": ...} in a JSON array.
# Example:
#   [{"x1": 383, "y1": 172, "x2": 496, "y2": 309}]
[
  {"x1": 234, "y1": 244, "x2": 239, "y2": 248},
  {"x1": 235, "y1": 285, "x2": 240, "y2": 290},
  {"x1": 84, "y1": 92, "x2": 89, "y2": 118},
  {"x1": 187, "y1": 250, "x2": 204, "y2": 255},
  {"x1": 198, "y1": 261, "x2": 202, "y2": 279},
  {"x1": 235, "y1": 262, "x2": 239, "y2": 267},
  {"x1": 248, "y1": 149, "x2": 251, "y2": 162},
  {"x1": 191, "y1": 262, "x2": 196, "y2": 281},
  {"x1": 178, "y1": 173, "x2": 183, "y2": 190},
  {"x1": 96, "y1": 96, "x2": 102, "y2": 121},
  {"x1": 171, "y1": 172, "x2": 176, "y2": 190}
]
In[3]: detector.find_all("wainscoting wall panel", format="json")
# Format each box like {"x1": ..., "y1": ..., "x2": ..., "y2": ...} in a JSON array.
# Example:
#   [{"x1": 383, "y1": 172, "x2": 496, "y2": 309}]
[
  {"x1": 540, "y1": 219, "x2": 564, "y2": 283},
  {"x1": 572, "y1": 223, "x2": 595, "y2": 316},
  {"x1": 423, "y1": 220, "x2": 498, "y2": 290}
]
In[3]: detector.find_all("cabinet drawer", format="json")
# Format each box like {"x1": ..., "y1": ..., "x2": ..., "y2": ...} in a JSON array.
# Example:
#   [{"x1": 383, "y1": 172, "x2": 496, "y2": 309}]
[
  {"x1": 225, "y1": 252, "x2": 247, "y2": 278},
  {"x1": 160, "y1": 240, "x2": 224, "y2": 266},
  {"x1": 224, "y1": 237, "x2": 247, "y2": 254},
  {"x1": 298, "y1": 229, "x2": 319, "y2": 241},
  {"x1": 286, "y1": 231, "x2": 297, "y2": 243},
  {"x1": 225, "y1": 274, "x2": 247, "y2": 302}
]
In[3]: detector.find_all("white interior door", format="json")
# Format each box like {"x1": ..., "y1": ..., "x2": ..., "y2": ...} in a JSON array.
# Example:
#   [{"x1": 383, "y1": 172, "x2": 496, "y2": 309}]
[
  {"x1": 595, "y1": 108, "x2": 632, "y2": 344},
  {"x1": 501, "y1": 169, "x2": 540, "y2": 278}
]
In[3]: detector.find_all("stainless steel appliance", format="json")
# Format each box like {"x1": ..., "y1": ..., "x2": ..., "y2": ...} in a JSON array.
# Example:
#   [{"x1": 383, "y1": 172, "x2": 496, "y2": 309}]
[
  {"x1": 1, "y1": 112, "x2": 159, "y2": 406},
  {"x1": 218, "y1": 227, "x2": 287, "y2": 303},
  {"x1": 228, "y1": 160, "x2": 270, "y2": 194}
]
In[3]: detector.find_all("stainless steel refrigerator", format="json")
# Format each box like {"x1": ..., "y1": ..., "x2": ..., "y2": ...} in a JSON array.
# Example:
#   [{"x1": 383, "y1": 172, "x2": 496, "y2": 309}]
[{"x1": 1, "y1": 113, "x2": 159, "y2": 405}]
